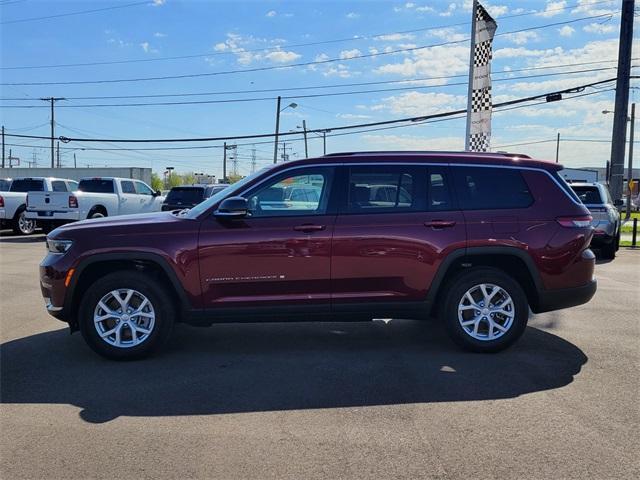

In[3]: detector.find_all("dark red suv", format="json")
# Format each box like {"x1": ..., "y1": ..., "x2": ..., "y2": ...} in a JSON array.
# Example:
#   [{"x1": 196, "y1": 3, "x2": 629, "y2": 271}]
[{"x1": 40, "y1": 152, "x2": 596, "y2": 359}]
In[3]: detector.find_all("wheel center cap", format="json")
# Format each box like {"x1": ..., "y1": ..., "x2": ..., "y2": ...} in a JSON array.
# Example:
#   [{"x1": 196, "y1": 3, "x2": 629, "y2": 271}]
[
  {"x1": 482, "y1": 308, "x2": 489, "y2": 315},
  {"x1": 121, "y1": 314, "x2": 130, "y2": 321}
]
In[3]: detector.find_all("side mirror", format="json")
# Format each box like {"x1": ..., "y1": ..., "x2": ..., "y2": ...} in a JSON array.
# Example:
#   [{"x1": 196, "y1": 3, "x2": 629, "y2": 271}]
[
  {"x1": 215, "y1": 196, "x2": 248, "y2": 219},
  {"x1": 613, "y1": 198, "x2": 624, "y2": 207},
  {"x1": 153, "y1": 190, "x2": 162, "y2": 197}
]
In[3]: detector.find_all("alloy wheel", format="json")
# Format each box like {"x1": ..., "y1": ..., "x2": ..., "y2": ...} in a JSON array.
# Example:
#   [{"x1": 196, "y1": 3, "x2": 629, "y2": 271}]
[
  {"x1": 457, "y1": 283, "x2": 515, "y2": 341},
  {"x1": 18, "y1": 212, "x2": 36, "y2": 235},
  {"x1": 93, "y1": 289, "x2": 156, "y2": 348}
]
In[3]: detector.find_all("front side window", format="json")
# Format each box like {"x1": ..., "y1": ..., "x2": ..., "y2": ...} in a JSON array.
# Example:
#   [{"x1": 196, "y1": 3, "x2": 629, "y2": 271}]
[
  {"x1": 345, "y1": 166, "x2": 425, "y2": 213},
  {"x1": 121, "y1": 181, "x2": 136, "y2": 194},
  {"x1": 51, "y1": 180, "x2": 68, "y2": 192},
  {"x1": 453, "y1": 167, "x2": 533, "y2": 210},
  {"x1": 245, "y1": 168, "x2": 333, "y2": 217},
  {"x1": 135, "y1": 181, "x2": 153, "y2": 195}
]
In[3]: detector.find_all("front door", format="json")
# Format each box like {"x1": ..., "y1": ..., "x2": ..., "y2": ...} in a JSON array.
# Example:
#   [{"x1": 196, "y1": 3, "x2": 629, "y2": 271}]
[
  {"x1": 331, "y1": 164, "x2": 466, "y2": 311},
  {"x1": 198, "y1": 166, "x2": 337, "y2": 312}
]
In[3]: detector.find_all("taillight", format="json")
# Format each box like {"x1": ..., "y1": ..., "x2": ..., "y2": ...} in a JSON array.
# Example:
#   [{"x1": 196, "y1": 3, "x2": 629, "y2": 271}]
[
  {"x1": 69, "y1": 195, "x2": 78, "y2": 208},
  {"x1": 0, "y1": 195, "x2": 4, "y2": 208},
  {"x1": 556, "y1": 215, "x2": 592, "y2": 228}
]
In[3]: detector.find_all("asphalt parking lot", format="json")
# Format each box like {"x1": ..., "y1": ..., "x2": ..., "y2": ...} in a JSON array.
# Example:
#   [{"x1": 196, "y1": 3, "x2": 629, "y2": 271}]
[{"x1": 1, "y1": 233, "x2": 638, "y2": 479}]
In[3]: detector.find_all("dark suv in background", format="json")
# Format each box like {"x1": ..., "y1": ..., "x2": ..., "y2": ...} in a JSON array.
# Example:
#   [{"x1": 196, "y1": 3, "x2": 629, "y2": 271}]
[
  {"x1": 40, "y1": 151, "x2": 597, "y2": 359},
  {"x1": 161, "y1": 184, "x2": 228, "y2": 211}
]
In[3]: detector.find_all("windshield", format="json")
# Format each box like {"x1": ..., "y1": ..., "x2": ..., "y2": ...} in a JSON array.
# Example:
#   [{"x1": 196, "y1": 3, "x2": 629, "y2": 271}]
[
  {"x1": 186, "y1": 167, "x2": 272, "y2": 218},
  {"x1": 165, "y1": 187, "x2": 205, "y2": 204}
]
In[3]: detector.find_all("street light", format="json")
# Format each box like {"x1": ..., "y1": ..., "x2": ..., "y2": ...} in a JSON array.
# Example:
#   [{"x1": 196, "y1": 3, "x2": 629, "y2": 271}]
[{"x1": 273, "y1": 96, "x2": 298, "y2": 163}]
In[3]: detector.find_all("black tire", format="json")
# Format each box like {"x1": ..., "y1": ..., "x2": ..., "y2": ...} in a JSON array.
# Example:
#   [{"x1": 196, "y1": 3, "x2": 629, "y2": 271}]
[
  {"x1": 79, "y1": 271, "x2": 175, "y2": 360},
  {"x1": 614, "y1": 230, "x2": 621, "y2": 252},
  {"x1": 601, "y1": 238, "x2": 616, "y2": 259},
  {"x1": 88, "y1": 210, "x2": 105, "y2": 219},
  {"x1": 12, "y1": 207, "x2": 36, "y2": 235},
  {"x1": 442, "y1": 267, "x2": 529, "y2": 353}
]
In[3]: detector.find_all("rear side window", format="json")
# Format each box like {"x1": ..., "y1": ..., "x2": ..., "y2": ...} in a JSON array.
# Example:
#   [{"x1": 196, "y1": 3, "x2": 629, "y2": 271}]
[
  {"x1": 10, "y1": 179, "x2": 45, "y2": 192},
  {"x1": 120, "y1": 181, "x2": 136, "y2": 194},
  {"x1": 453, "y1": 167, "x2": 533, "y2": 210},
  {"x1": 78, "y1": 179, "x2": 115, "y2": 193},
  {"x1": 571, "y1": 186, "x2": 603, "y2": 204},
  {"x1": 51, "y1": 180, "x2": 68, "y2": 192},
  {"x1": 345, "y1": 166, "x2": 425, "y2": 213},
  {"x1": 166, "y1": 187, "x2": 205, "y2": 204}
]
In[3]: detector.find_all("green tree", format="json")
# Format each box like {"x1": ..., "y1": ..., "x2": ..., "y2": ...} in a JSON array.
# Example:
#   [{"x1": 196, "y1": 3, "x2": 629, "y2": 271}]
[
  {"x1": 167, "y1": 173, "x2": 183, "y2": 188},
  {"x1": 151, "y1": 172, "x2": 164, "y2": 192}
]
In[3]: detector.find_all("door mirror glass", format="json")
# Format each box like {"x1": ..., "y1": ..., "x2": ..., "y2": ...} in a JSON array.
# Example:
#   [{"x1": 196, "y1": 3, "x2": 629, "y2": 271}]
[
  {"x1": 215, "y1": 196, "x2": 248, "y2": 219},
  {"x1": 614, "y1": 198, "x2": 624, "y2": 207}
]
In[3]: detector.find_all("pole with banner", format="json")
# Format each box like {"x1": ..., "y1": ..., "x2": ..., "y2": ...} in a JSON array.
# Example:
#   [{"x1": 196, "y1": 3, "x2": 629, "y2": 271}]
[{"x1": 465, "y1": 0, "x2": 497, "y2": 151}]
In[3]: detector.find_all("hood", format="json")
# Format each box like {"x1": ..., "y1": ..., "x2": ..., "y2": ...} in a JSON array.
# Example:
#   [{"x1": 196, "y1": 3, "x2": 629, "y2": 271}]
[{"x1": 52, "y1": 211, "x2": 180, "y2": 236}]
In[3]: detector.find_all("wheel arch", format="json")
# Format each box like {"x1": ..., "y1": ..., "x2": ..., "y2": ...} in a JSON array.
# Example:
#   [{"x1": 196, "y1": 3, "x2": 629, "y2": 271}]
[
  {"x1": 66, "y1": 252, "x2": 191, "y2": 330},
  {"x1": 87, "y1": 204, "x2": 108, "y2": 218},
  {"x1": 426, "y1": 246, "x2": 543, "y2": 315}
]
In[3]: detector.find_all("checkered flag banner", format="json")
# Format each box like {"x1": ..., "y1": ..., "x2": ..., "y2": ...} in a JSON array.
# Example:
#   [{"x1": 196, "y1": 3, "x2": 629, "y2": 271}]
[{"x1": 466, "y1": 1, "x2": 497, "y2": 152}]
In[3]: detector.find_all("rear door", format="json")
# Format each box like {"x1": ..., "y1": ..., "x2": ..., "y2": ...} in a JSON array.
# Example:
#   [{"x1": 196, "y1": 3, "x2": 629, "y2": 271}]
[
  {"x1": 331, "y1": 164, "x2": 466, "y2": 310},
  {"x1": 119, "y1": 180, "x2": 139, "y2": 215}
]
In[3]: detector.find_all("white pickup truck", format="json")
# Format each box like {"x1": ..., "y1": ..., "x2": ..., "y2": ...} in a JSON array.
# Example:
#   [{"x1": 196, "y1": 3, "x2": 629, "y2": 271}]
[
  {"x1": 26, "y1": 177, "x2": 164, "y2": 230},
  {"x1": 0, "y1": 177, "x2": 78, "y2": 234}
]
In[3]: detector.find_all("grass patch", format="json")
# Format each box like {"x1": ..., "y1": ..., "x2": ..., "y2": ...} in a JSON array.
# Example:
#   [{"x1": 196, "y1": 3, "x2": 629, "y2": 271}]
[
  {"x1": 620, "y1": 211, "x2": 640, "y2": 233},
  {"x1": 620, "y1": 240, "x2": 638, "y2": 247}
]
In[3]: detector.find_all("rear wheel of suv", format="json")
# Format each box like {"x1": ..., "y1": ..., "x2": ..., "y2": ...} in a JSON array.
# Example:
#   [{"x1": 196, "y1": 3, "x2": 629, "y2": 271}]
[
  {"x1": 79, "y1": 271, "x2": 175, "y2": 360},
  {"x1": 442, "y1": 267, "x2": 529, "y2": 353}
]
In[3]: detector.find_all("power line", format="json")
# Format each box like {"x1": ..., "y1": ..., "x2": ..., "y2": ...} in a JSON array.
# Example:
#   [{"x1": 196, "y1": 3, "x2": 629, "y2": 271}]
[
  {"x1": 1, "y1": 59, "x2": 631, "y2": 102},
  {"x1": 4, "y1": 79, "x2": 622, "y2": 145},
  {"x1": 1, "y1": 14, "x2": 613, "y2": 86},
  {"x1": 0, "y1": 0, "x2": 617, "y2": 70},
  {"x1": 0, "y1": 1, "x2": 150, "y2": 25},
  {"x1": 2, "y1": 66, "x2": 632, "y2": 110}
]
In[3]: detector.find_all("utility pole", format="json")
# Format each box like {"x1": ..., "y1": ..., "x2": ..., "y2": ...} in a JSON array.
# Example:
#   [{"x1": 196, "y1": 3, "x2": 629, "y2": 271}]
[
  {"x1": 608, "y1": 0, "x2": 634, "y2": 202},
  {"x1": 302, "y1": 120, "x2": 308, "y2": 158},
  {"x1": 322, "y1": 130, "x2": 327, "y2": 155},
  {"x1": 56, "y1": 141, "x2": 60, "y2": 168},
  {"x1": 223, "y1": 141, "x2": 227, "y2": 182},
  {"x1": 251, "y1": 147, "x2": 257, "y2": 173},
  {"x1": 41, "y1": 97, "x2": 65, "y2": 168},
  {"x1": 555, "y1": 132, "x2": 560, "y2": 163},
  {"x1": 273, "y1": 96, "x2": 281, "y2": 163},
  {"x1": 626, "y1": 103, "x2": 635, "y2": 219},
  {"x1": 230, "y1": 145, "x2": 238, "y2": 177},
  {"x1": 74, "y1": 152, "x2": 77, "y2": 168},
  {"x1": 1, "y1": 126, "x2": 4, "y2": 168},
  {"x1": 8, "y1": 149, "x2": 11, "y2": 168}
]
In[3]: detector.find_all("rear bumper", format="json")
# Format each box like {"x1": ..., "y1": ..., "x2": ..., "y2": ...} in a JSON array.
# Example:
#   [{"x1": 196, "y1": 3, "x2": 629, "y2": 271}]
[
  {"x1": 534, "y1": 278, "x2": 597, "y2": 313},
  {"x1": 26, "y1": 210, "x2": 80, "y2": 222}
]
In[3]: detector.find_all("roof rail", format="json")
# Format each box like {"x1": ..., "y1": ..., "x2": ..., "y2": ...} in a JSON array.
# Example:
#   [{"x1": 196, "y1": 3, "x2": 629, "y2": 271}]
[{"x1": 323, "y1": 150, "x2": 531, "y2": 159}]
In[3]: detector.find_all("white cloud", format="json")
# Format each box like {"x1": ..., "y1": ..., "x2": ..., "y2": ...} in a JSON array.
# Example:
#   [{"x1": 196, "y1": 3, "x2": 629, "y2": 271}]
[
  {"x1": 415, "y1": 6, "x2": 435, "y2": 13},
  {"x1": 583, "y1": 22, "x2": 615, "y2": 34},
  {"x1": 266, "y1": 10, "x2": 276, "y2": 17},
  {"x1": 537, "y1": 1, "x2": 567, "y2": 17},
  {"x1": 405, "y1": 2, "x2": 415, "y2": 8},
  {"x1": 429, "y1": 28, "x2": 467, "y2": 42},
  {"x1": 340, "y1": 49, "x2": 362, "y2": 60},
  {"x1": 373, "y1": 91, "x2": 466, "y2": 117},
  {"x1": 494, "y1": 47, "x2": 563, "y2": 59},
  {"x1": 572, "y1": 0, "x2": 618, "y2": 16},
  {"x1": 346, "y1": 12, "x2": 360, "y2": 19},
  {"x1": 153, "y1": 32, "x2": 167, "y2": 38},
  {"x1": 486, "y1": 4, "x2": 508, "y2": 16},
  {"x1": 336, "y1": 113, "x2": 372, "y2": 120},
  {"x1": 139, "y1": 42, "x2": 158, "y2": 54},
  {"x1": 152, "y1": 0, "x2": 165, "y2": 6},
  {"x1": 364, "y1": 134, "x2": 464, "y2": 151},
  {"x1": 439, "y1": 3, "x2": 457, "y2": 17},
  {"x1": 558, "y1": 26, "x2": 575, "y2": 37},
  {"x1": 375, "y1": 43, "x2": 469, "y2": 79},
  {"x1": 315, "y1": 53, "x2": 330, "y2": 62},
  {"x1": 323, "y1": 64, "x2": 353, "y2": 78},
  {"x1": 264, "y1": 49, "x2": 301, "y2": 63},
  {"x1": 376, "y1": 33, "x2": 415, "y2": 41},
  {"x1": 504, "y1": 31, "x2": 540, "y2": 45}
]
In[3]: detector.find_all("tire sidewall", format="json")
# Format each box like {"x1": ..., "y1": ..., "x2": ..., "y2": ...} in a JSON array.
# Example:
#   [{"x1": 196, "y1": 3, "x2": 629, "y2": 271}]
[
  {"x1": 79, "y1": 271, "x2": 174, "y2": 360},
  {"x1": 443, "y1": 268, "x2": 529, "y2": 353},
  {"x1": 14, "y1": 208, "x2": 35, "y2": 235}
]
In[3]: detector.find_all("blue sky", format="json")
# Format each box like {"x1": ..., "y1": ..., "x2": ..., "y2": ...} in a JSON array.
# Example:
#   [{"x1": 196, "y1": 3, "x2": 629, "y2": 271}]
[{"x1": 1, "y1": 0, "x2": 637, "y2": 178}]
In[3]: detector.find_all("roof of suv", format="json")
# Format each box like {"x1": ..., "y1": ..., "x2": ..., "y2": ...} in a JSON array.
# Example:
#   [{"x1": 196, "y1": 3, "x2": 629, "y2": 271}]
[{"x1": 279, "y1": 151, "x2": 562, "y2": 171}]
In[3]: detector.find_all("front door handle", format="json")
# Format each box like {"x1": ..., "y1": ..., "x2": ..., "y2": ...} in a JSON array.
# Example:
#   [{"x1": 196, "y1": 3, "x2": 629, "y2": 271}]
[
  {"x1": 424, "y1": 220, "x2": 456, "y2": 229},
  {"x1": 293, "y1": 224, "x2": 326, "y2": 232}
]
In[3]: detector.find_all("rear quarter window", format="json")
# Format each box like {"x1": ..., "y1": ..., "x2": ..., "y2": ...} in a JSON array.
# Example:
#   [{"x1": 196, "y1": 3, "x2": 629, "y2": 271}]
[
  {"x1": 453, "y1": 167, "x2": 533, "y2": 210},
  {"x1": 9, "y1": 179, "x2": 45, "y2": 192}
]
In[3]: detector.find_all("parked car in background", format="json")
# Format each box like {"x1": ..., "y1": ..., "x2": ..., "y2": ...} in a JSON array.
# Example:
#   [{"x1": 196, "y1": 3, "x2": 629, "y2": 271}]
[
  {"x1": 570, "y1": 182, "x2": 621, "y2": 259},
  {"x1": 40, "y1": 151, "x2": 597, "y2": 360},
  {"x1": 0, "y1": 177, "x2": 77, "y2": 235},
  {"x1": 0, "y1": 178, "x2": 11, "y2": 191},
  {"x1": 161, "y1": 184, "x2": 227, "y2": 211},
  {"x1": 26, "y1": 177, "x2": 163, "y2": 230}
]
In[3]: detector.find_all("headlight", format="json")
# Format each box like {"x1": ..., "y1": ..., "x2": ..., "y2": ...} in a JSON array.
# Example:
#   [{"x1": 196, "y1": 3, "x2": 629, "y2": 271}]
[{"x1": 46, "y1": 239, "x2": 73, "y2": 254}]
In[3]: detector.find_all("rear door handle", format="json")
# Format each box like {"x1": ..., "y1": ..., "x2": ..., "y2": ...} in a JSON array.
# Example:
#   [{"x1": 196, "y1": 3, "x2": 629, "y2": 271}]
[
  {"x1": 424, "y1": 220, "x2": 456, "y2": 229},
  {"x1": 293, "y1": 224, "x2": 326, "y2": 232}
]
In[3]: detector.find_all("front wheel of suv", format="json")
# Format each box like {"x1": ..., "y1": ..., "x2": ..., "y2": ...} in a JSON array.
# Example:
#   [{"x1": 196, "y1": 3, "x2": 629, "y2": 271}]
[
  {"x1": 442, "y1": 267, "x2": 529, "y2": 353},
  {"x1": 78, "y1": 271, "x2": 175, "y2": 360}
]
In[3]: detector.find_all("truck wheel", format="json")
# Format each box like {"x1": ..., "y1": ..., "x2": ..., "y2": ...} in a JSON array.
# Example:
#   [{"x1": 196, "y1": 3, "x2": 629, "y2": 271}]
[
  {"x1": 442, "y1": 267, "x2": 529, "y2": 353},
  {"x1": 78, "y1": 271, "x2": 175, "y2": 360},
  {"x1": 12, "y1": 208, "x2": 36, "y2": 235},
  {"x1": 88, "y1": 211, "x2": 105, "y2": 219}
]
